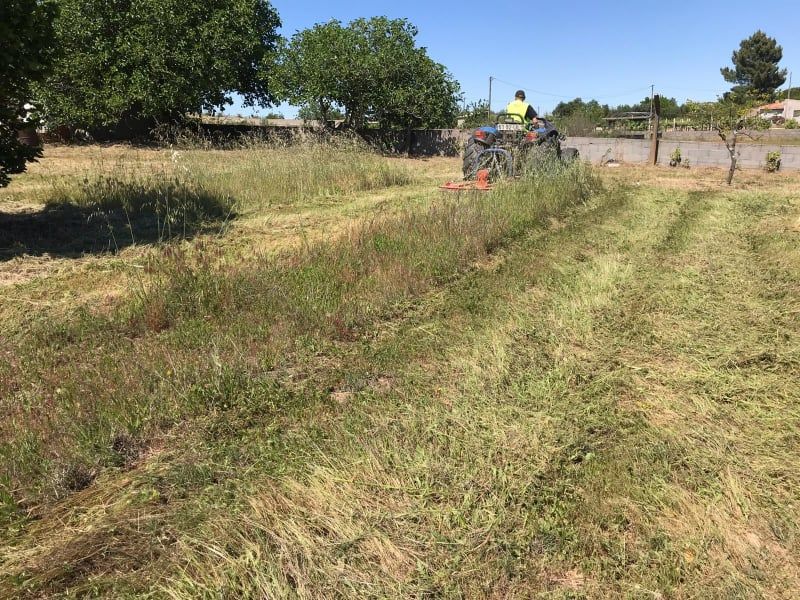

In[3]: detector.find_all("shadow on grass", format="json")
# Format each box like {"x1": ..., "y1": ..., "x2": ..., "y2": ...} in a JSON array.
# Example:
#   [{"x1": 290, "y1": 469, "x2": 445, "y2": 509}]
[{"x1": 0, "y1": 178, "x2": 234, "y2": 261}]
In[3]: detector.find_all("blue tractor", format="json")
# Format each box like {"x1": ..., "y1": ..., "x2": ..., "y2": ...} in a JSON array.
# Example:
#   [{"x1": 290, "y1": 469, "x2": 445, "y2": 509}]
[{"x1": 462, "y1": 113, "x2": 578, "y2": 180}]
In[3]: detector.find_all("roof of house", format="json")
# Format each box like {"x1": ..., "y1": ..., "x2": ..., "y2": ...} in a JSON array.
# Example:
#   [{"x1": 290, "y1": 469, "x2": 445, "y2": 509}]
[{"x1": 758, "y1": 101, "x2": 785, "y2": 111}]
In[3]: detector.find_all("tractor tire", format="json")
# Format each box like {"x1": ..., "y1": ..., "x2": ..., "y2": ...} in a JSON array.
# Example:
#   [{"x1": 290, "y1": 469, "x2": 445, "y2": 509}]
[
  {"x1": 561, "y1": 147, "x2": 579, "y2": 162},
  {"x1": 462, "y1": 139, "x2": 485, "y2": 179}
]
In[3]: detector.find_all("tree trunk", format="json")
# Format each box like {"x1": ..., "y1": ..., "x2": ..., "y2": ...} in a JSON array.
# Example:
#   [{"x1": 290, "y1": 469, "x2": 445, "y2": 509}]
[
  {"x1": 726, "y1": 129, "x2": 737, "y2": 185},
  {"x1": 718, "y1": 128, "x2": 738, "y2": 186},
  {"x1": 404, "y1": 126, "x2": 413, "y2": 157}
]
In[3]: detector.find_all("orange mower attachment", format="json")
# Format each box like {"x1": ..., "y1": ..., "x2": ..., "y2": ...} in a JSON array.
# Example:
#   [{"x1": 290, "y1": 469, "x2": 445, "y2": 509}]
[{"x1": 440, "y1": 169, "x2": 492, "y2": 191}]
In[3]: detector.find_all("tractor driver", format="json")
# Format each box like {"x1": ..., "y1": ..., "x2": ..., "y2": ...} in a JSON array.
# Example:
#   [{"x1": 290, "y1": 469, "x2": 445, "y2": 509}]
[{"x1": 506, "y1": 90, "x2": 539, "y2": 127}]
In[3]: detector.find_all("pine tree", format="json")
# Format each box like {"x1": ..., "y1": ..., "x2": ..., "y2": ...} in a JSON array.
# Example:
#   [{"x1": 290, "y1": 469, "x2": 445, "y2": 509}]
[{"x1": 721, "y1": 31, "x2": 787, "y2": 101}]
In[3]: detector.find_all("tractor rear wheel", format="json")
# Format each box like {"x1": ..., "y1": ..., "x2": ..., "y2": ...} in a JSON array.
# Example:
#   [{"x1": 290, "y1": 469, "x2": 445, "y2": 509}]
[{"x1": 462, "y1": 139, "x2": 485, "y2": 179}]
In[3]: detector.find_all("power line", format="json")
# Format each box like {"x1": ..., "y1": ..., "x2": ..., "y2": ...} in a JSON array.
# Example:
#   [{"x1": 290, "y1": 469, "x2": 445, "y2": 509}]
[{"x1": 490, "y1": 76, "x2": 652, "y2": 101}]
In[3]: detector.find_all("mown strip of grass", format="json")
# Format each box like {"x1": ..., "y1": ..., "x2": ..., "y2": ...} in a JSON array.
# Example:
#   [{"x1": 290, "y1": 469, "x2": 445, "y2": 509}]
[{"x1": 155, "y1": 185, "x2": 799, "y2": 599}]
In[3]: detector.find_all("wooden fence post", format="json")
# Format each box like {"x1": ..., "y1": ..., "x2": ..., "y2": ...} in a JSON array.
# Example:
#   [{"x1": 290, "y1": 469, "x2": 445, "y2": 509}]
[{"x1": 649, "y1": 94, "x2": 661, "y2": 165}]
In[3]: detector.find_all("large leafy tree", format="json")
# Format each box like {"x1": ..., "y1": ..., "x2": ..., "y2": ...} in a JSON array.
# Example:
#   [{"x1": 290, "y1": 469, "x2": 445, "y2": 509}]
[
  {"x1": 721, "y1": 30, "x2": 787, "y2": 101},
  {"x1": 0, "y1": 0, "x2": 56, "y2": 187},
  {"x1": 353, "y1": 17, "x2": 461, "y2": 130},
  {"x1": 274, "y1": 21, "x2": 358, "y2": 125},
  {"x1": 553, "y1": 98, "x2": 609, "y2": 123},
  {"x1": 36, "y1": 0, "x2": 281, "y2": 129},
  {"x1": 277, "y1": 17, "x2": 461, "y2": 130}
]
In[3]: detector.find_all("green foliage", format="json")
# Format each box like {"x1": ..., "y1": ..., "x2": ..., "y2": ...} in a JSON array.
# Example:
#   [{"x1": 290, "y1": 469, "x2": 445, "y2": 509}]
[
  {"x1": 765, "y1": 150, "x2": 781, "y2": 172},
  {"x1": 36, "y1": 0, "x2": 281, "y2": 129},
  {"x1": 276, "y1": 17, "x2": 461, "y2": 130},
  {"x1": 0, "y1": 0, "x2": 55, "y2": 187},
  {"x1": 459, "y1": 100, "x2": 493, "y2": 129},
  {"x1": 551, "y1": 98, "x2": 608, "y2": 135},
  {"x1": 616, "y1": 96, "x2": 685, "y2": 120},
  {"x1": 669, "y1": 147, "x2": 682, "y2": 167},
  {"x1": 297, "y1": 103, "x2": 345, "y2": 122},
  {"x1": 777, "y1": 88, "x2": 800, "y2": 101},
  {"x1": 551, "y1": 96, "x2": 686, "y2": 133},
  {"x1": 784, "y1": 119, "x2": 799, "y2": 130},
  {"x1": 721, "y1": 30, "x2": 787, "y2": 101},
  {"x1": 684, "y1": 99, "x2": 766, "y2": 131},
  {"x1": 553, "y1": 97, "x2": 609, "y2": 123}
]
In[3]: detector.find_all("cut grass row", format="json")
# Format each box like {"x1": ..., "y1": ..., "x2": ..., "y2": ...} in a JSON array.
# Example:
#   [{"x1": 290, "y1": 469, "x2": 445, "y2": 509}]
[{"x1": 155, "y1": 181, "x2": 799, "y2": 598}]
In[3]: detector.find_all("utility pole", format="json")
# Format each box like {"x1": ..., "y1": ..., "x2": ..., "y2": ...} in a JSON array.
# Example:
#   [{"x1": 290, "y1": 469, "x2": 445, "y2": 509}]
[
  {"x1": 788, "y1": 72, "x2": 793, "y2": 100},
  {"x1": 648, "y1": 84, "x2": 654, "y2": 131},
  {"x1": 488, "y1": 76, "x2": 493, "y2": 120}
]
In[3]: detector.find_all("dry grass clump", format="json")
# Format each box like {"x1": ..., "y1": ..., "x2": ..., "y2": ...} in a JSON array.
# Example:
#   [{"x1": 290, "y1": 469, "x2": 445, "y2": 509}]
[{"x1": 182, "y1": 137, "x2": 415, "y2": 212}]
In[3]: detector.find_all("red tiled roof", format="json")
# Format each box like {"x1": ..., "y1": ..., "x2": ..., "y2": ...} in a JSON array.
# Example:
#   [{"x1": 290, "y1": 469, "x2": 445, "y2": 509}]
[{"x1": 758, "y1": 101, "x2": 784, "y2": 110}]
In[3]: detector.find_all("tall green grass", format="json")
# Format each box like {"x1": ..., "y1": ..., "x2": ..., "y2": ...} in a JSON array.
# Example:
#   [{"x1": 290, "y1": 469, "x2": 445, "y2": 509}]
[
  {"x1": 0, "y1": 158, "x2": 600, "y2": 513},
  {"x1": 2, "y1": 139, "x2": 414, "y2": 258},
  {"x1": 182, "y1": 137, "x2": 415, "y2": 211}
]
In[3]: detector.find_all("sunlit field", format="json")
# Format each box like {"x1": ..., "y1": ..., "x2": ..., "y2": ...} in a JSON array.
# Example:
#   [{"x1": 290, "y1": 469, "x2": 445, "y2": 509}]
[{"x1": 1, "y1": 143, "x2": 799, "y2": 599}]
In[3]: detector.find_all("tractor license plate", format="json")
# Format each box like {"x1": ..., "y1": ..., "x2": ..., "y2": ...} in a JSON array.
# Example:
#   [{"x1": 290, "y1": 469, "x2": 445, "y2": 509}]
[{"x1": 497, "y1": 123, "x2": 523, "y2": 131}]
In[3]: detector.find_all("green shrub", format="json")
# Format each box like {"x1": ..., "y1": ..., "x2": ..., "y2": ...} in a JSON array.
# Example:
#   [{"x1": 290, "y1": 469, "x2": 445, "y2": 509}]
[
  {"x1": 765, "y1": 150, "x2": 781, "y2": 172},
  {"x1": 669, "y1": 147, "x2": 682, "y2": 167},
  {"x1": 785, "y1": 119, "x2": 799, "y2": 129}
]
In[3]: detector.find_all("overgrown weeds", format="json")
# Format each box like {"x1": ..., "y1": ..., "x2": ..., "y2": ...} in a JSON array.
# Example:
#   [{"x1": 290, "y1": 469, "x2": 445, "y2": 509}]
[
  {"x1": 183, "y1": 136, "x2": 415, "y2": 211},
  {"x1": 0, "y1": 159, "x2": 599, "y2": 513}
]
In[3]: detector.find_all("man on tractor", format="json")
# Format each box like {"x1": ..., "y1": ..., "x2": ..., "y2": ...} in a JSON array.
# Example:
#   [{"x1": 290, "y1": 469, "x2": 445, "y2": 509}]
[{"x1": 505, "y1": 90, "x2": 539, "y2": 127}]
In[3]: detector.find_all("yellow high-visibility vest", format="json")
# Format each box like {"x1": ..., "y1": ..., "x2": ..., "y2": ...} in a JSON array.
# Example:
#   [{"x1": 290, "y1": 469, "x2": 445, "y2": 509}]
[{"x1": 505, "y1": 99, "x2": 530, "y2": 123}]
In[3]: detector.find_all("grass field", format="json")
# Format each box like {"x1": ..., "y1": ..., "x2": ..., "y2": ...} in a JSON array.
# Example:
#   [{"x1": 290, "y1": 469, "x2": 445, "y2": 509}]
[{"x1": 1, "y1": 143, "x2": 799, "y2": 599}]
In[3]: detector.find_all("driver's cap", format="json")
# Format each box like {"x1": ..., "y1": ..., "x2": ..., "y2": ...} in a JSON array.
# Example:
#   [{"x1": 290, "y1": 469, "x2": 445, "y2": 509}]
[{"x1": 515, "y1": 90, "x2": 526, "y2": 100}]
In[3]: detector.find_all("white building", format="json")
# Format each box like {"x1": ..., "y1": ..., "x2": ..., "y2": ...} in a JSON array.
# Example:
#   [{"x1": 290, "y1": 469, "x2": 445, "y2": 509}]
[{"x1": 755, "y1": 99, "x2": 800, "y2": 123}]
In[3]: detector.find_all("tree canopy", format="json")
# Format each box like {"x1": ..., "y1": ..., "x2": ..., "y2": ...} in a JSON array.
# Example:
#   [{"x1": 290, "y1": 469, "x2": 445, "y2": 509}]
[
  {"x1": 297, "y1": 102, "x2": 345, "y2": 123},
  {"x1": 36, "y1": 0, "x2": 282, "y2": 129},
  {"x1": 0, "y1": 0, "x2": 55, "y2": 187},
  {"x1": 721, "y1": 30, "x2": 787, "y2": 101},
  {"x1": 276, "y1": 17, "x2": 461, "y2": 130}
]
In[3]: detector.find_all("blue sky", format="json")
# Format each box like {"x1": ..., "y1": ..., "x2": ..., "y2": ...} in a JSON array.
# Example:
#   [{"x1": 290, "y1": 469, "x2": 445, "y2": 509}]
[{"x1": 228, "y1": 0, "x2": 799, "y2": 117}]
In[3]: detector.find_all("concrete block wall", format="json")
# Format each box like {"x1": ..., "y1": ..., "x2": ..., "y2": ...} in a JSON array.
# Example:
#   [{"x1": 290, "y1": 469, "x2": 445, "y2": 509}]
[
  {"x1": 568, "y1": 136, "x2": 800, "y2": 170},
  {"x1": 566, "y1": 137, "x2": 650, "y2": 164},
  {"x1": 662, "y1": 129, "x2": 800, "y2": 144},
  {"x1": 358, "y1": 129, "x2": 799, "y2": 170}
]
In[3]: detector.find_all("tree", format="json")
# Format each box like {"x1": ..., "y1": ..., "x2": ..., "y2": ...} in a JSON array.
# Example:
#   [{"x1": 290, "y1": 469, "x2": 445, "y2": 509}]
[
  {"x1": 35, "y1": 0, "x2": 281, "y2": 131},
  {"x1": 686, "y1": 99, "x2": 768, "y2": 185},
  {"x1": 552, "y1": 98, "x2": 610, "y2": 135},
  {"x1": 459, "y1": 100, "x2": 493, "y2": 129},
  {"x1": 352, "y1": 17, "x2": 460, "y2": 130},
  {"x1": 297, "y1": 102, "x2": 345, "y2": 123},
  {"x1": 277, "y1": 17, "x2": 461, "y2": 131},
  {"x1": 721, "y1": 31, "x2": 787, "y2": 101},
  {"x1": 0, "y1": 0, "x2": 55, "y2": 187},
  {"x1": 273, "y1": 20, "x2": 356, "y2": 126}
]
